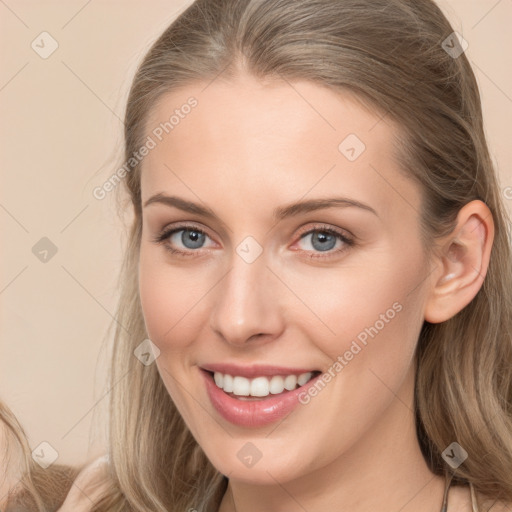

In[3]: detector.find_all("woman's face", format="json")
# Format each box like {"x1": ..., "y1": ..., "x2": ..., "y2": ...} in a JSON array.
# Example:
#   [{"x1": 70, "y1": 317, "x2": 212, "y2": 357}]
[{"x1": 138, "y1": 75, "x2": 433, "y2": 484}]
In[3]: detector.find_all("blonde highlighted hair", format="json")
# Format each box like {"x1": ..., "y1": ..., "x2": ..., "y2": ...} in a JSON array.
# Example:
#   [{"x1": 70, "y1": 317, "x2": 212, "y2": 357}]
[
  {"x1": 6, "y1": 0, "x2": 512, "y2": 510},
  {"x1": 0, "y1": 400, "x2": 80, "y2": 510}
]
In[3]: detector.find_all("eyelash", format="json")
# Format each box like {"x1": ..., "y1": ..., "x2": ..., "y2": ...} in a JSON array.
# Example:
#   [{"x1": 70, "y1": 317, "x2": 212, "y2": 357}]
[{"x1": 151, "y1": 223, "x2": 355, "y2": 260}]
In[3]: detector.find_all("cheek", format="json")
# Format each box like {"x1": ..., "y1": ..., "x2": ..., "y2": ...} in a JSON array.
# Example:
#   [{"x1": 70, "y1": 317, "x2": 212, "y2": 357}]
[
  {"x1": 286, "y1": 242, "x2": 428, "y2": 399},
  {"x1": 138, "y1": 249, "x2": 206, "y2": 414},
  {"x1": 138, "y1": 247, "x2": 208, "y2": 351},
  {"x1": 290, "y1": 264, "x2": 425, "y2": 468},
  {"x1": 289, "y1": 250, "x2": 423, "y2": 348}
]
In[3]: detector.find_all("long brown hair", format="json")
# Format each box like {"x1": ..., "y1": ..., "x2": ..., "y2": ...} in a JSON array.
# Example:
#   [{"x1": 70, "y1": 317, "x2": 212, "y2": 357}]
[{"x1": 91, "y1": 0, "x2": 512, "y2": 510}]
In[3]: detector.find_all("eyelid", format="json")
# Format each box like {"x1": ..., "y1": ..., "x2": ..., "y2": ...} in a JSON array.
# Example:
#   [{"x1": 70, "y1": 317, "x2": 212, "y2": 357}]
[
  {"x1": 289, "y1": 223, "x2": 355, "y2": 258},
  {"x1": 294, "y1": 222, "x2": 354, "y2": 241},
  {"x1": 155, "y1": 221, "x2": 354, "y2": 242},
  {"x1": 152, "y1": 221, "x2": 355, "y2": 258},
  {"x1": 149, "y1": 222, "x2": 215, "y2": 257}
]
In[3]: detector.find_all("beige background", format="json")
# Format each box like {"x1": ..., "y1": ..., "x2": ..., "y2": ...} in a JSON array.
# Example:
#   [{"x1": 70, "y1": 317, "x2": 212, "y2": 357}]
[{"x1": 1, "y1": 0, "x2": 511, "y2": 466}]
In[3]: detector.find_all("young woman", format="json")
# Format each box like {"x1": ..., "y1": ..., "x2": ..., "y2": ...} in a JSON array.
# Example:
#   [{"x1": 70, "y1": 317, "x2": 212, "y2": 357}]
[{"x1": 5, "y1": 0, "x2": 512, "y2": 510}]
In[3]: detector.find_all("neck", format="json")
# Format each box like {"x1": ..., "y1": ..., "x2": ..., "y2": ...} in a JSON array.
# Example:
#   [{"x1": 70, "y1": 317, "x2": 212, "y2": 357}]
[{"x1": 218, "y1": 366, "x2": 446, "y2": 512}]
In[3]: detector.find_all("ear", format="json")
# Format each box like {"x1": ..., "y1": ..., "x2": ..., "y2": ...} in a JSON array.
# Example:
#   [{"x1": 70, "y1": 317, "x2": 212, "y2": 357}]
[{"x1": 424, "y1": 200, "x2": 494, "y2": 324}]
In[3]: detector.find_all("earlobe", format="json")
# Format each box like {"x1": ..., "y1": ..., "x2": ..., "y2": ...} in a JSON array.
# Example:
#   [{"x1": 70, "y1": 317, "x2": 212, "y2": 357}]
[{"x1": 424, "y1": 200, "x2": 494, "y2": 324}]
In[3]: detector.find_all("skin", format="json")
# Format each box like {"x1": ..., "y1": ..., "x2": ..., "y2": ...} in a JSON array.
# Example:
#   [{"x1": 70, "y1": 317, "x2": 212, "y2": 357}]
[{"x1": 138, "y1": 74, "x2": 494, "y2": 512}]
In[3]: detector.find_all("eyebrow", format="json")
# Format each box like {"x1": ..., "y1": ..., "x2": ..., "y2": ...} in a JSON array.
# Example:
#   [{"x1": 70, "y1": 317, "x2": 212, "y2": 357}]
[{"x1": 143, "y1": 193, "x2": 378, "y2": 221}]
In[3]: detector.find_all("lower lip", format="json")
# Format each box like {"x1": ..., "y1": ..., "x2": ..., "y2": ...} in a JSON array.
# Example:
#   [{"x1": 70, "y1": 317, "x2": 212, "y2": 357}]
[{"x1": 201, "y1": 369, "x2": 320, "y2": 428}]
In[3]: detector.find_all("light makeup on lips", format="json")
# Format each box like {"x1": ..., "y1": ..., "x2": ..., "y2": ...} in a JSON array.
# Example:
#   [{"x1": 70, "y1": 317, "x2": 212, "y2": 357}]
[{"x1": 199, "y1": 364, "x2": 323, "y2": 428}]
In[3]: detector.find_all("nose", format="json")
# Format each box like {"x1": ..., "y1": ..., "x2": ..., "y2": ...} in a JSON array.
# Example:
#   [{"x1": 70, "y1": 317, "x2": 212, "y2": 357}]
[{"x1": 209, "y1": 249, "x2": 285, "y2": 347}]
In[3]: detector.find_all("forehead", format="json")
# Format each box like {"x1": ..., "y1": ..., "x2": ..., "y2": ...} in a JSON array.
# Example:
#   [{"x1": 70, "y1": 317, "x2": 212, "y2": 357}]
[
  {"x1": 140, "y1": 75, "x2": 420, "y2": 223},
  {"x1": 143, "y1": 75, "x2": 389, "y2": 161}
]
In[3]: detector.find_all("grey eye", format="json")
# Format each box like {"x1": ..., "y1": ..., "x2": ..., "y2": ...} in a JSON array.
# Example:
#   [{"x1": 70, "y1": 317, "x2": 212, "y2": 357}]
[
  {"x1": 301, "y1": 231, "x2": 338, "y2": 252},
  {"x1": 174, "y1": 229, "x2": 207, "y2": 249}
]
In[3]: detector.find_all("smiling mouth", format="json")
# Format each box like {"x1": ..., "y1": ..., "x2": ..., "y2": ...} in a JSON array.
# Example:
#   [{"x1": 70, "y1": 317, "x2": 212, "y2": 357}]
[{"x1": 204, "y1": 370, "x2": 322, "y2": 400}]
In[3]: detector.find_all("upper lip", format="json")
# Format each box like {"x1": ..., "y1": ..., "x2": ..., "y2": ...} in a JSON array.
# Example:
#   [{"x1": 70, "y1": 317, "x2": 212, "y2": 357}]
[{"x1": 200, "y1": 363, "x2": 320, "y2": 378}]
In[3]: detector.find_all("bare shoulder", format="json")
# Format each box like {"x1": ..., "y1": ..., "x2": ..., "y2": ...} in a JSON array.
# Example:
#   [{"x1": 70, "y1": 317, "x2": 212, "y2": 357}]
[{"x1": 57, "y1": 454, "x2": 110, "y2": 512}]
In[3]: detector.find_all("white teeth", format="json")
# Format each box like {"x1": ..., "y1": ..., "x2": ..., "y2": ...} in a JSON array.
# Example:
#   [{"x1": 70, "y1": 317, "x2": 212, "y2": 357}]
[
  {"x1": 284, "y1": 375, "x2": 297, "y2": 391},
  {"x1": 269, "y1": 375, "x2": 285, "y2": 394},
  {"x1": 212, "y1": 371, "x2": 315, "y2": 398},
  {"x1": 223, "y1": 374, "x2": 234, "y2": 393},
  {"x1": 214, "y1": 372, "x2": 224, "y2": 388},
  {"x1": 250, "y1": 377, "x2": 270, "y2": 397},
  {"x1": 298, "y1": 372, "x2": 312, "y2": 386},
  {"x1": 232, "y1": 376, "x2": 251, "y2": 396}
]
